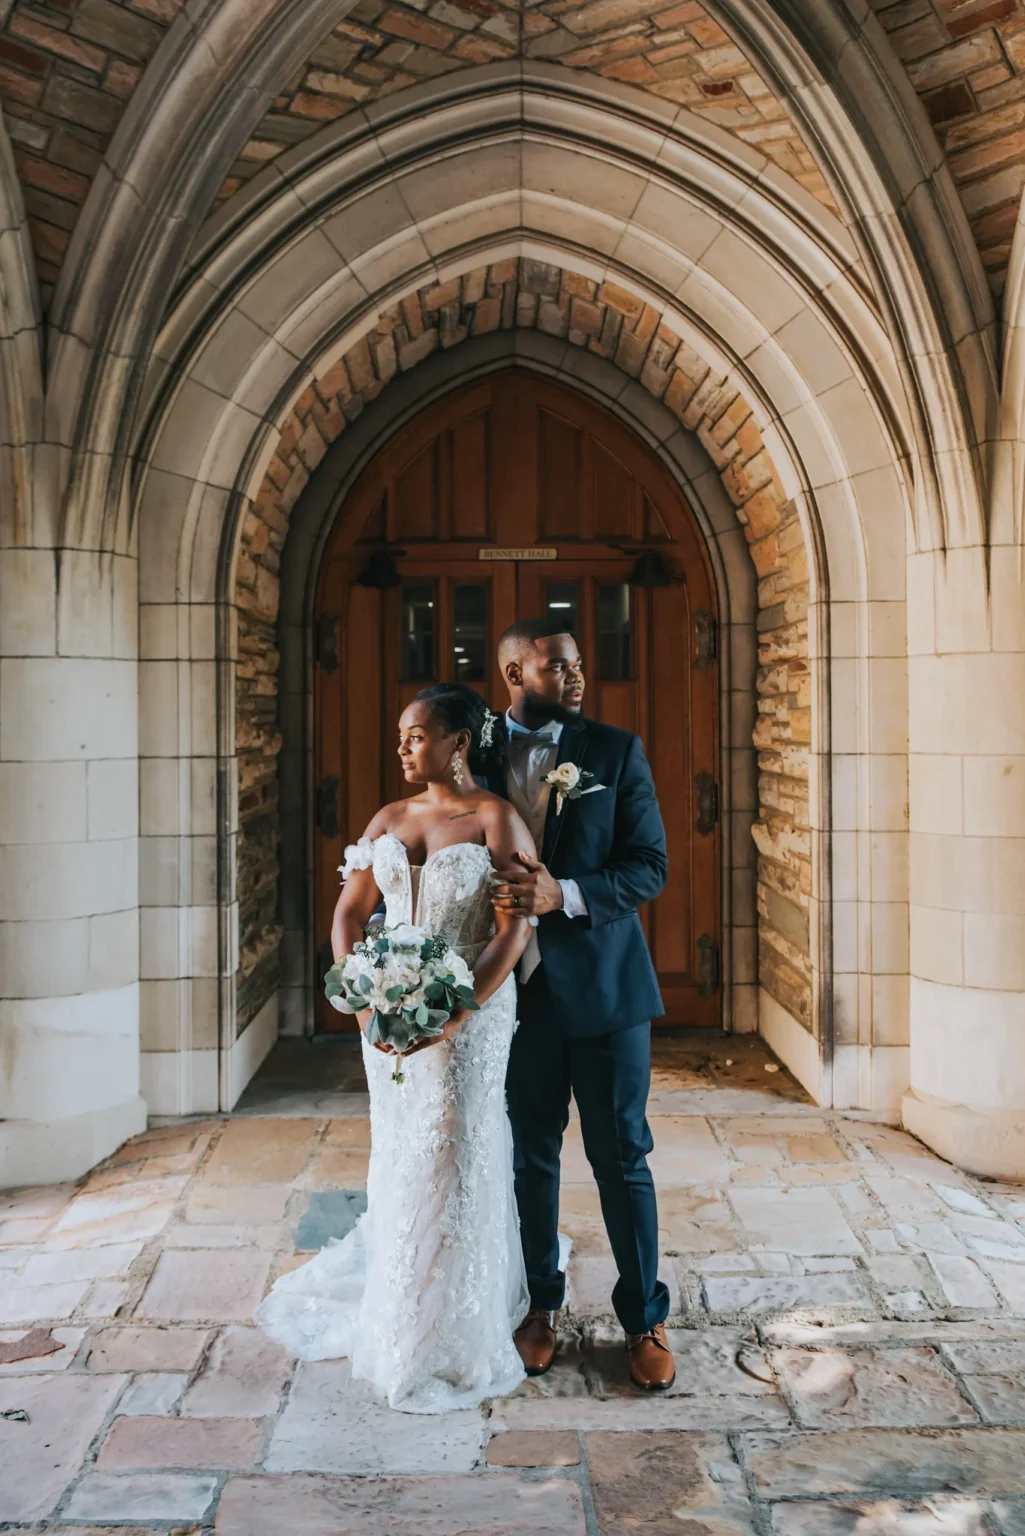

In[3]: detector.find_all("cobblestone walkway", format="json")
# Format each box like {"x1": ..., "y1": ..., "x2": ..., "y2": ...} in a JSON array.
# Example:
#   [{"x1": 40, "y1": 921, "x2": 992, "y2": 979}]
[{"x1": 2, "y1": 1033, "x2": 1025, "y2": 1533}]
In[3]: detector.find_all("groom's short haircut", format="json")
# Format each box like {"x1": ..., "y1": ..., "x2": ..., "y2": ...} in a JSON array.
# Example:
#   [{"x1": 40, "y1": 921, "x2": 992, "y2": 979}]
[{"x1": 498, "y1": 617, "x2": 574, "y2": 666}]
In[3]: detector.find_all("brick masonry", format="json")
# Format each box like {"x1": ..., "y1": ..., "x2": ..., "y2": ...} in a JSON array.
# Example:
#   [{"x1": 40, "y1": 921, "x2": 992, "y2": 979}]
[
  {"x1": 4, "y1": 0, "x2": 1025, "y2": 297},
  {"x1": 236, "y1": 496, "x2": 286, "y2": 1035},
  {"x1": 218, "y1": 0, "x2": 836, "y2": 216},
  {"x1": 234, "y1": 257, "x2": 811, "y2": 1034},
  {"x1": 523, "y1": 0, "x2": 836, "y2": 210},
  {"x1": 0, "y1": 0, "x2": 179, "y2": 293},
  {"x1": 872, "y1": 0, "x2": 1025, "y2": 294}
]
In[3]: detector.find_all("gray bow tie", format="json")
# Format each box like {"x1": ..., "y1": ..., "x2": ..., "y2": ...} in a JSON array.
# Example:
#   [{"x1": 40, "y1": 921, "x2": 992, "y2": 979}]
[{"x1": 511, "y1": 729, "x2": 556, "y2": 747}]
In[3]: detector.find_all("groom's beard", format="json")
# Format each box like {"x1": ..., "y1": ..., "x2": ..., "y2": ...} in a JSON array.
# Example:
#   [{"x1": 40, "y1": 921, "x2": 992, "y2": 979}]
[{"x1": 519, "y1": 691, "x2": 583, "y2": 729}]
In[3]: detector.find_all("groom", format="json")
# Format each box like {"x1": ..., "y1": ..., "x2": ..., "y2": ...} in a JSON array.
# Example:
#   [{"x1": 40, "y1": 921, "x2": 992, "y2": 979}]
[{"x1": 487, "y1": 619, "x2": 675, "y2": 1392}]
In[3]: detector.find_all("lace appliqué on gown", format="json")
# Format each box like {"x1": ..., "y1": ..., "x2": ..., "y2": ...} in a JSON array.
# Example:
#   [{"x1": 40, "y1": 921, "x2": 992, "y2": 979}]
[{"x1": 255, "y1": 833, "x2": 529, "y2": 1414}]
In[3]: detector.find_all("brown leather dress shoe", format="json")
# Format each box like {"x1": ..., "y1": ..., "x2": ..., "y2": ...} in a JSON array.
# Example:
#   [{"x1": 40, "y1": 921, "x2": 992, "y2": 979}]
[
  {"x1": 514, "y1": 1309, "x2": 558, "y2": 1377},
  {"x1": 626, "y1": 1323, "x2": 676, "y2": 1392}
]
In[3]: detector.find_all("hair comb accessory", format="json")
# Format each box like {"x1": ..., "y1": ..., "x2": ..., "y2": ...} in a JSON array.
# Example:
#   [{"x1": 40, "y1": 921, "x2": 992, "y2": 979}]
[{"x1": 480, "y1": 708, "x2": 496, "y2": 748}]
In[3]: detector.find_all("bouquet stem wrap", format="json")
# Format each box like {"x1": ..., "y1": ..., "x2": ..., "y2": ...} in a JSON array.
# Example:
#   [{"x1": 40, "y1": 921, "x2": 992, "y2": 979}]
[{"x1": 324, "y1": 923, "x2": 478, "y2": 1083}]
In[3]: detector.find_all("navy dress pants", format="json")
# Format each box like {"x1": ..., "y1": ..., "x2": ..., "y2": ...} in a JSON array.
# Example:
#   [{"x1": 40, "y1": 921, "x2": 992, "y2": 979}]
[{"x1": 506, "y1": 967, "x2": 670, "y2": 1335}]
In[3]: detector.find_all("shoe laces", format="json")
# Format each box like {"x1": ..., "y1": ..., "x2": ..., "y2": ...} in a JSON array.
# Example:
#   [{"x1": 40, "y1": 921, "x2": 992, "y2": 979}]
[{"x1": 629, "y1": 1325, "x2": 670, "y2": 1352}]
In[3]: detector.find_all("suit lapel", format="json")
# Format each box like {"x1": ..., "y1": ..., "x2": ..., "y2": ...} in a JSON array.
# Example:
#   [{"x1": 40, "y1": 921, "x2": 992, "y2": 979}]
[{"x1": 542, "y1": 718, "x2": 590, "y2": 866}]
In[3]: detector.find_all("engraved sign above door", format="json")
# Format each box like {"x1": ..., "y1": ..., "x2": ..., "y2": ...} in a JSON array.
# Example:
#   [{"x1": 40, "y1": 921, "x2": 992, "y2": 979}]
[{"x1": 315, "y1": 371, "x2": 720, "y2": 1030}]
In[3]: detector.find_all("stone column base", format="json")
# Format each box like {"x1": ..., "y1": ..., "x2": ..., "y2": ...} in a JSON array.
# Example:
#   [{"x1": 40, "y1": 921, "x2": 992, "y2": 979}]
[
  {"x1": 902, "y1": 1087, "x2": 1025, "y2": 1180},
  {"x1": 0, "y1": 1095, "x2": 148, "y2": 1190}
]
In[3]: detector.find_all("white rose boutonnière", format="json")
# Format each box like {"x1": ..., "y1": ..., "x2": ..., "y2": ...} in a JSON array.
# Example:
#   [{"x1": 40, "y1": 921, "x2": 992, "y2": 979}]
[{"x1": 544, "y1": 761, "x2": 607, "y2": 815}]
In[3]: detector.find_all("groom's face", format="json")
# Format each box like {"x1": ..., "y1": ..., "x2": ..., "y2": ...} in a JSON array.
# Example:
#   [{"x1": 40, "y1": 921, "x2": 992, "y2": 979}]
[{"x1": 519, "y1": 633, "x2": 585, "y2": 719}]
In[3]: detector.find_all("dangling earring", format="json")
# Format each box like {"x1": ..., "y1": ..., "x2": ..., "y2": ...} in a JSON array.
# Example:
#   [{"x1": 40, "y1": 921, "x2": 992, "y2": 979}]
[{"x1": 452, "y1": 753, "x2": 465, "y2": 787}]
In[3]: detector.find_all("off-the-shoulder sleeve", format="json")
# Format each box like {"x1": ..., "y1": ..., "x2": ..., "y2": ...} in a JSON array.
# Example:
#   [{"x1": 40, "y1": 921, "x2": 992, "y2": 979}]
[{"x1": 338, "y1": 836, "x2": 375, "y2": 881}]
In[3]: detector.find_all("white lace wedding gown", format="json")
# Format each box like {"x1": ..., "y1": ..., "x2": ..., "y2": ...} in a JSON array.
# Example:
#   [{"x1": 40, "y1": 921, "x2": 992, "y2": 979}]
[{"x1": 256, "y1": 832, "x2": 529, "y2": 1414}]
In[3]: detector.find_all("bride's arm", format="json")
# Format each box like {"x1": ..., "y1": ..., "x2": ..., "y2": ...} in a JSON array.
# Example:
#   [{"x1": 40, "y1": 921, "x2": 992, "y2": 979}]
[
  {"x1": 408, "y1": 804, "x2": 534, "y2": 1054},
  {"x1": 330, "y1": 810, "x2": 391, "y2": 960},
  {"x1": 330, "y1": 813, "x2": 394, "y2": 1051},
  {"x1": 469, "y1": 802, "x2": 535, "y2": 1007},
  {"x1": 406, "y1": 799, "x2": 534, "y2": 1056},
  {"x1": 331, "y1": 867, "x2": 380, "y2": 962}
]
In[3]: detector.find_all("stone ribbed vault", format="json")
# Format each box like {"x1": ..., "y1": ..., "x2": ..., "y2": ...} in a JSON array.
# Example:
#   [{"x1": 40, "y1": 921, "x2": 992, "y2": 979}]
[{"x1": 6, "y1": 0, "x2": 1025, "y2": 294}]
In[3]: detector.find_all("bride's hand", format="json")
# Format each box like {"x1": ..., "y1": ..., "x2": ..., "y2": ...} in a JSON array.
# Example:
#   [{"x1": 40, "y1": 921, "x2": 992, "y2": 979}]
[
  {"x1": 357, "y1": 1008, "x2": 395, "y2": 1054},
  {"x1": 440, "y1": 1007, "x2": 472, "y2": 1041},
  {"x1": 404, "y1": 1007, "x2": 472, "y2": 1056}
]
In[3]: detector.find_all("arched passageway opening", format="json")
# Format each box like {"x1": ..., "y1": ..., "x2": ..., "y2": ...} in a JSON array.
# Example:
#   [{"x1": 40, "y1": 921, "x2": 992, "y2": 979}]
[{"x1": 311, "y1": 369, "x2": 723, "y2": 1033}]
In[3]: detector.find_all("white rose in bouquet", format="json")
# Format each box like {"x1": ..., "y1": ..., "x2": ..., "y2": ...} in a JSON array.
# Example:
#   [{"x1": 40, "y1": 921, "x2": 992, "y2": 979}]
[
  {"x1": 324, "y1": 926, "x2": 479, "y2": 1083},
  {"x1": 443, "y1": 951, "x2": 474, "y2": 992},
  {"x1": 387, "y1": 923, "x2": 426, "y2": 950}
]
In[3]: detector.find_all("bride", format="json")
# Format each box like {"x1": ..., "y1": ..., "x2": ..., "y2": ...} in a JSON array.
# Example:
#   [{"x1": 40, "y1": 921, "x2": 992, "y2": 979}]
[{"x1": 256, "y1": 682, "x2": 535, "y2": 1413}]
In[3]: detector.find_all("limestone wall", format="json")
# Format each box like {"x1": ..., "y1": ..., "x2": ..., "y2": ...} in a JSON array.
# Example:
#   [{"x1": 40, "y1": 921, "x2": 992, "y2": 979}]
[
  {"x1": 753, "y1": 499, "x2": 811, "y2": 1029},
  {"x1": 234, "y1": 257, "x2": 809, "y2": 1037}
]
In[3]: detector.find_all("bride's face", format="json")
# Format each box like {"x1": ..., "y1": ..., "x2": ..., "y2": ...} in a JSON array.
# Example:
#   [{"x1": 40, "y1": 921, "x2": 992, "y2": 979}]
[{"x1": 398, "y1": 702, "x2": 466, "y2": 786}]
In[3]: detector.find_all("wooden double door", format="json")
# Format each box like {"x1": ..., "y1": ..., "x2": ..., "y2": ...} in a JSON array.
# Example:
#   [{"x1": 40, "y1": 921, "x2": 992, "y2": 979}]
[{"x1": 315, "y1": 371, "x2": 720, "y2": 1030}]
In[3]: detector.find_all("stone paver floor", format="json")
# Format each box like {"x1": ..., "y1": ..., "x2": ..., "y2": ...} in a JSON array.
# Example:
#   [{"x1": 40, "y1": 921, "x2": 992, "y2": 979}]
[{"x1": 2, "y1": 1031, "x2": 1025, "y2": 1532}]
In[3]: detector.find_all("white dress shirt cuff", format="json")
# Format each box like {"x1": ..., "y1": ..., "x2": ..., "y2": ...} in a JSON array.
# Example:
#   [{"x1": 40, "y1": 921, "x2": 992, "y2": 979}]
[{"x1": 558, "y1": 878, "x2": 588, "y2": 921}]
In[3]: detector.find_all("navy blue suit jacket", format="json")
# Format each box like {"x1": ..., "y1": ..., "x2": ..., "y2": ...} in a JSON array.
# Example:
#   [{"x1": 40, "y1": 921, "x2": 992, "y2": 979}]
[{"x1": 488, "y1": 716, "x2": 667, "y2": 1036}]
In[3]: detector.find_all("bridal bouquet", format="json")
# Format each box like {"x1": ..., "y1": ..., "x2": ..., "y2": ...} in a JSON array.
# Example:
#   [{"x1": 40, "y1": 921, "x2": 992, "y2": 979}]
[{"x1": 324, "y1": 924, "x2": 478, "y2": 1083}]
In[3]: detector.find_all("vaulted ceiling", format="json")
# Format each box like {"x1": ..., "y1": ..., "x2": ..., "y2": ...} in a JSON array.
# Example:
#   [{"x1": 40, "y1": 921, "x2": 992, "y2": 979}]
[
  {"x1": 220, "y1": 0, "x2": 836, "y2": 213},
  {"x1": 1, "y1": 0, "x2": 1024, "y2": 302}
]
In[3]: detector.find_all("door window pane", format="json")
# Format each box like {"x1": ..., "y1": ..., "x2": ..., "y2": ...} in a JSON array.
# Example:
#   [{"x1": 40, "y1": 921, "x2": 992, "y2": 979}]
[
  {"x1": 597, "y1": 582, "x2": 632, "y2": 680},
  {"x1": 545, "y1": 582, "x2": 579, "y2": 638},
  {"x1": 453, "y1": 583, "x2": 487, "y2": 681},
  {"x1": 401, "y1": 582, "x2": 435, "y2": 681}
]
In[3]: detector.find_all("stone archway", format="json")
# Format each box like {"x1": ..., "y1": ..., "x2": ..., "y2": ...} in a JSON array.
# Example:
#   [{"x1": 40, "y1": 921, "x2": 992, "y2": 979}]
[
  {"x1": 6, "y1": 17, "x2": 1025, "y2": 1190},
  {"x1": 128, "y1": 72, "x2": 914, "y2": 1130},
  {"x1": 236, "y1": 259, "x2": 811, "y2": 1066}
]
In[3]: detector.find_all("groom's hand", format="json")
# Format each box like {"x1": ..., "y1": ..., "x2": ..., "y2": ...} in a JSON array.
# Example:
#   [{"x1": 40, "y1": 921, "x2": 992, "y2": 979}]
[{"x1": 491, "y1": 851, "x2": 564, "y2": 917}]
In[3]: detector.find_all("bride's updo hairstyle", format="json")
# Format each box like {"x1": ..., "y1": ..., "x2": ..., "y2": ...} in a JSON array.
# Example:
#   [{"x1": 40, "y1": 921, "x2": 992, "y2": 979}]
[{"x1": 414, "y1": 683, "x2": 509, "y2": 779}]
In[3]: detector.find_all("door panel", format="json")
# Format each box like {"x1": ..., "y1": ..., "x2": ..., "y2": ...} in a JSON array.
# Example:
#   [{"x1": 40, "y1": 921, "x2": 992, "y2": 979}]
[
  {"x1": 450, "y1": 414, "x2": 489, "y2": 539},
  {"x1": 537, "y1": 409, "x2": 582, "y2": 539},
  {"x1": 380, "y1": 564, "x2": 516, "y2": 807},
  {"x1": 315, "y1": 371, "x2": 720, "y2": 1031},
  {"x1": 393, "y1": 445, "x2": 436, "y2": 539}
]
